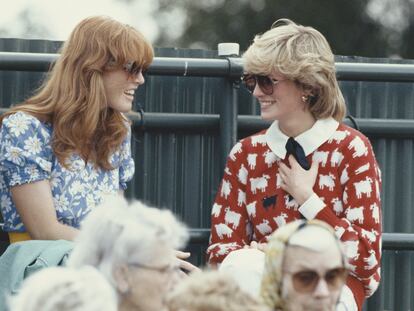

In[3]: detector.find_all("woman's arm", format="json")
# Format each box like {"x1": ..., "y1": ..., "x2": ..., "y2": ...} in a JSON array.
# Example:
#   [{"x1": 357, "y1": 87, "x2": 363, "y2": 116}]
[
  {"x1": 207, "y1": 141, "x2": 250, "y2": 265},
  {"x1": 11, "y1": 180, "x2": 79, "y2": 241}
]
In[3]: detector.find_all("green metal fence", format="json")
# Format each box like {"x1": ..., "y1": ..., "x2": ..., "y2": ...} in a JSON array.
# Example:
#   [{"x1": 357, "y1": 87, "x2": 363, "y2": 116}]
[{"x1": 1, "y1": 38, "x2": 414, "y2": 311}]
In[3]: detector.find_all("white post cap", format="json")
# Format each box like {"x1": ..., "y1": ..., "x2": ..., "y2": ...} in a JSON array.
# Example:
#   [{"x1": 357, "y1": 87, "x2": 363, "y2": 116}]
[{"x1": 218, "y1": 43, "x2": 240, "y2": 57}]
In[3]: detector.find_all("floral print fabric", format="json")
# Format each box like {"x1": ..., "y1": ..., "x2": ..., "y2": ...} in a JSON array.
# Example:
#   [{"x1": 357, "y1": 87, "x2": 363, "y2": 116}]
[{"x1": 0, "y1": 112, "x2": 135, "y2": 231}]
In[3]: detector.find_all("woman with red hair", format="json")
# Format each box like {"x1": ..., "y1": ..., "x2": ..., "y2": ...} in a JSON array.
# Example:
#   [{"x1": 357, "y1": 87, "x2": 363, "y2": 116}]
[{"x1": 0, "y1": 16, "x2": 153, "y2": 242}]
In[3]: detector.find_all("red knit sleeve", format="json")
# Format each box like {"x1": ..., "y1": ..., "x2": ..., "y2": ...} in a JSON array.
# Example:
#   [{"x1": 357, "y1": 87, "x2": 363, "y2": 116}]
[
  {"x1": 315, "y1": 130, "x2": 382, "y2": 299},
  {"x1": 207, "y1": 140, "x2": 251, "y2": 265}
]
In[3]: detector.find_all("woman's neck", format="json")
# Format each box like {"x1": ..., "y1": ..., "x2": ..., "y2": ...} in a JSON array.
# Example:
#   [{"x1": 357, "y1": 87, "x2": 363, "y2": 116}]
[{"x1": 278, "y1": 112, "x2": 316, "y2": 138}]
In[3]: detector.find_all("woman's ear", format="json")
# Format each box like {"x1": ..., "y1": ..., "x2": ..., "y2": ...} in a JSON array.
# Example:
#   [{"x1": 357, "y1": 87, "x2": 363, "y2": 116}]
[{"x1": 113, "y1": 264, "x2": 130, "y2": 294}]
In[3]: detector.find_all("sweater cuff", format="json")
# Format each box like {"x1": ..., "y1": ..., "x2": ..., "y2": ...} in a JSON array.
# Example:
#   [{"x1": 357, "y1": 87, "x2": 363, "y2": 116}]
[{"x1": 298, "y1": 193, "x2": 325, "y2": 220}]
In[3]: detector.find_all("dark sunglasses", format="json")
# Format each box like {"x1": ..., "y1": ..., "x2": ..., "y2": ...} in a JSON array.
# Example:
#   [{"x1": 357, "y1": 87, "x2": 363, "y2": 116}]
[
  {"x1": 286, "y1": 267, "x2": 348, "y2": 293},
  {"x1": 242, "y1": 74, "x2": 283, "y2": 95},
  {"x1": 123, "y1": 61, "x2": 145, "y2": 76}
]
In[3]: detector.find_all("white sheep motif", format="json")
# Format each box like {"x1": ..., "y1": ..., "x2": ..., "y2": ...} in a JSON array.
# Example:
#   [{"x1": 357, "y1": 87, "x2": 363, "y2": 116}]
[
  {"x1": 348, "y1": 136, "x2": 368, "y2": 158},
  {"x1": 370, "y1": 203, "x2": 380, "y2": 224},
  {"x1": 355, "y1": 163, "x2": 370, "y2": 175},
  {"x1": 215, "y1": 223, "x2": 233, "y2": 239},
  {"x1": 251, "y1": 134, "x2": 267, "y2": 147},
  {"x1": 211, "y1": 203, "x2": 222, "y2": 218},
  {"x1": 361, "y1": 228, "x2": 378, "y2": 244},
  {"x1": 216, "y1": 242, "x2": 239, "y2": 257},
  {"x1": 247, "y1": 153, "x2": 258, "y2": 170},
  {"x1": 256, "y1": 219, "x2": 272, "y2": 236},
  {"x1": 237, "y1": 189, "x2": 246, "y2": 206},
  {"x1": 340, "y1": 164, "x2": 350, "y2": 185},
  {"x1": 229, "y1": 142, "x2": 242, "y2": 161},
  {"x1": 250, "y1": 175, "x2": 270, "y2": 194},
  {"x1": 319, "y1": 173, "x2": 336, "y2": 191},
  {"x1": 334, "y1": 226, "x2": 345, "y2": 239},
  {"x1": 343, "y1": 189, "x2": 348, "y2": 204},
  {"x1": 354, "y1": 177, "x2": 373, "y2": 199},
  {"x1": 366, "y1": 276, "x2": 380, "y2": 296},
  {"x1": 330, "y1": 149, "x2": 344, "y2": 167},
  {"x1": 331, "y1": 197, "x2": 343, "y2": 215},
  {"x1": 224, "y1": 207, "x2": 242, "y2": 229},
  {"x1": 273, "y1": 213, "x2": 288, "y2": 227},
  {"x1": 312, "y1": 151, "x2": 329, "y2": 167},
  {"x1": 343, "y1": 239, "x2": 359, "y2": 260},
  {"x1": 345, "y1": 206, "x2": 364, "y2": 224},
  {"x1": 246, "y1": 201, "x2": 257, "y2": 218},
  {"x1": 363, "y1": 249, "x2": 378, "y2": 270},
  {"x1": 237, "y1": 164, "x2": 248, "y2": 185},
  {"x1": 284, "y1": 194, "x2": 299, "y2": 210},
  {"x1": 220, "y1": 180, "x2": 232, "y2": 199},
  {"x1": 263, "y1": 150, "x2": 279, "y2": 168},
  {"x1": 328, "y1": 130, "x2": 350, "y2": 144}
]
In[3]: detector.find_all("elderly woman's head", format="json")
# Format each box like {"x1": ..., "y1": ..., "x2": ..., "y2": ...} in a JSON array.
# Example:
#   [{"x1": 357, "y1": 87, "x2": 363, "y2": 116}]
[
  {"x1": 9, "y1": 266, "x2": 117, "y2": 311},
  {"x1": 67, "y1": 195, "x2": 188, "y2": 311},
  {"x1": 243, "y1": 18, "x2": 345, "y2": 122},
  {"x1": 167, "y1": 270, "x2": 269, "y2": 311},
  {"x1": 261, "y1": 219, "x2": 348, "y2": 311}
]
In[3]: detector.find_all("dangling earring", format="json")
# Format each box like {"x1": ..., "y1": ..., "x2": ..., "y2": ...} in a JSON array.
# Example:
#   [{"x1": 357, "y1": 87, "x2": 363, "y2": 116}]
[{"x1": 301, "y1": 95, "x2": 308, "y2": 103}]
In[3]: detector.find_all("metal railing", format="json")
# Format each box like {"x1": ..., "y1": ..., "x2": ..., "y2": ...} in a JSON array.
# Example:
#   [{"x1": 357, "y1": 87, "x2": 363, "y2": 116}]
[{"x1": 1, "y1": 51, "x2": 414, "y2": 253}]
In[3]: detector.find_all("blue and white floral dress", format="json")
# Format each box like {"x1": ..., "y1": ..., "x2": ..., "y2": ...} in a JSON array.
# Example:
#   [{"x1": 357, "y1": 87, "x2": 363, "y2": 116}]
[{"x1": 0, "y1": 111, "x2": 135, "y2": 232}]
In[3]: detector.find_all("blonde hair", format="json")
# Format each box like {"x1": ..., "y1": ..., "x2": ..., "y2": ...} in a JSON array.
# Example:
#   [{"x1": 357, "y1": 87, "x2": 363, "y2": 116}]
[
  {"x1": 167, "y1": 270, "x2": 269, "y2": 311},
  {"x1": 0, "y1": 16, "x2": 154, "y2": 169},
  {"x1": 243, "y1": 18, "x2": 346, "y2": 122},
  {"x1": 260, "y1": 219, "x2": 346, "y2": 310}
]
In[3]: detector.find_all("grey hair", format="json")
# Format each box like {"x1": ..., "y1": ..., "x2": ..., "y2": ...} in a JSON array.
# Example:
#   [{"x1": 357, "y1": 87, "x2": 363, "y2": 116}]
[
  {"x1": 67, "y1": 195, "x2": 188, "y2": 285},
  {"x1": 9, "y1": 266, "x2": 117, "y2": 311}
]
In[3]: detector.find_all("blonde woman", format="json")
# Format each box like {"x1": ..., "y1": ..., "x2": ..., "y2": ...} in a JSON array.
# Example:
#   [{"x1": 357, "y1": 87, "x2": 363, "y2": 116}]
[
  {"x1": 208, "y1": 19, "x2": 382, "y2": 310},
  {"x1": 261, "y1": 219, "x2": 348, "y2": 311},
  {"x1": 0, "y1": 16, "x2": 153, "y2": 242}
]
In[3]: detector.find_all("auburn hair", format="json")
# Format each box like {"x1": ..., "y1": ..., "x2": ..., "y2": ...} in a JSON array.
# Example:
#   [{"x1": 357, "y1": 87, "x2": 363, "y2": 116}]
[{"x1": 0, "y1": 16, "x2": 154, "y2": 169}]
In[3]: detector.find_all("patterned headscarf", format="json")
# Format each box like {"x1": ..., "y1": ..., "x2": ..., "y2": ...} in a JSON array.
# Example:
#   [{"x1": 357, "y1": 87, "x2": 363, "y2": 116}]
[{"x1": 260, "y1": 219, "x2": 345, "y2": 310}]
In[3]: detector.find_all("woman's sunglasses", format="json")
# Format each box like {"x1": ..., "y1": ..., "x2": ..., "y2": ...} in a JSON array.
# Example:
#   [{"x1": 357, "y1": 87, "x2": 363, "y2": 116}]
[
  {"x1": 287, "y1": 267, "x2": 348, "y2": 293},
  {"x1": 123, "y1": 60, "x2": 145, "y2": 76},
  {"x1": 242, "y1": 74, "x2": 283, "y2": 95}
]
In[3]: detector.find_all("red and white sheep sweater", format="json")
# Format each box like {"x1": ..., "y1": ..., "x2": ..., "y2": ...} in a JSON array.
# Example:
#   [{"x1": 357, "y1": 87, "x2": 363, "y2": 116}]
[{"x1": 207, "y1": 118, "x2": 382, "y2": 310}]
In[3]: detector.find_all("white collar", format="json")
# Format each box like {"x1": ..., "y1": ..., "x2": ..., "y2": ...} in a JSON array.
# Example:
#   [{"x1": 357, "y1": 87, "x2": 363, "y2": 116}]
[{"x1": 265, "y1": 118, "x2": 339, "y2": 159}]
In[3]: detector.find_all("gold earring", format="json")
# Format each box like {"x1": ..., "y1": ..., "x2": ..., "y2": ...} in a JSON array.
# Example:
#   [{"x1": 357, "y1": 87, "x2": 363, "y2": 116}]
[{"x1": 301, "y1": 95, "x2": 308, "y2": 103}]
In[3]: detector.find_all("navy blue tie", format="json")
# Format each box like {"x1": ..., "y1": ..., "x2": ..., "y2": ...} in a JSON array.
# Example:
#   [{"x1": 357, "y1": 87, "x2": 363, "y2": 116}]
[{"x1": 285, "y1": 137, "x2": 310, "y2": 170}]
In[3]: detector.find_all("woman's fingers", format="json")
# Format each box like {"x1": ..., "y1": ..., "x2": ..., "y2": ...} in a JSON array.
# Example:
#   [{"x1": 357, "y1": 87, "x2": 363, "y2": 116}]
[
  {"x1": 175, "y1": 250, "x2": 191, "y2": 259},
  {"x1": 176, "y1": 258, "x2": 201, "y2": 273}
]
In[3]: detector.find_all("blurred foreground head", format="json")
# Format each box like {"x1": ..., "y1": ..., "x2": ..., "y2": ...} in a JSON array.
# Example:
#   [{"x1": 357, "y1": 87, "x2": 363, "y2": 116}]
[
  {"x1": 68, "y1": 195, "x2": 188, "y2": 311},
  {"x1": 261, "y1": 219, "x2": 348, "y2": 311},
  {"x1": 167, "y1": 270, "x2": 269, "y2": 311},
  {"x1": 9, "y1": 266, "x2": 117, "y2": 311}
]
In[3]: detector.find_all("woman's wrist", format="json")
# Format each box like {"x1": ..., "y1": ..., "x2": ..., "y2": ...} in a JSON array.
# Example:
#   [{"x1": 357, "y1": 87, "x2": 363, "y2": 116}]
[{"x1": 295, "y1": 189, "x2": 315, "y2": 206}]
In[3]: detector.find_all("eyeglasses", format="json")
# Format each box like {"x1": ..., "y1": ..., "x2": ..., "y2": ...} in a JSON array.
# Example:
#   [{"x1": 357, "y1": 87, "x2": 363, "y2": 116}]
[
  {"x1": 285, "y1": 267, "x2": 348, "y2": 293},
  {"x1": 242, "y1": 74, "x2": 284, "y2": 95},
  {"x1": 123, "y1": 61, "x2": 145, "y2": 76},
  {"x1": 129, "y1": 262, "x2": 179, "y2": 275}
]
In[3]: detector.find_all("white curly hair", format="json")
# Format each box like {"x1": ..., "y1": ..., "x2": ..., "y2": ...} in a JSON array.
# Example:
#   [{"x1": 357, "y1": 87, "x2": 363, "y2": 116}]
[{"x1": 67, "y1": 195, "x2": 188, "y2": 287}]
